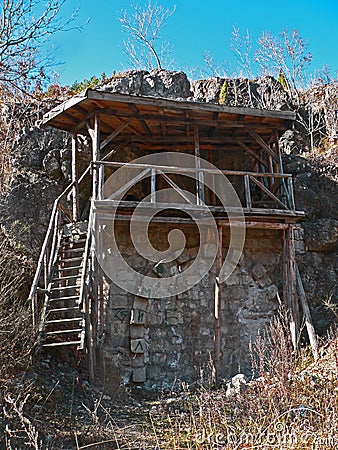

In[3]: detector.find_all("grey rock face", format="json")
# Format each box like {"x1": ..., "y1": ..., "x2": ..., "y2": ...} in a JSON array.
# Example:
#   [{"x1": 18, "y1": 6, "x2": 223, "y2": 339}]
[
  {"x1": 99, "y1": 69, "x2": 192, "y2": 99},
  {"x1": 303, "y1": 219, "x2": 338, "y2": 252}
]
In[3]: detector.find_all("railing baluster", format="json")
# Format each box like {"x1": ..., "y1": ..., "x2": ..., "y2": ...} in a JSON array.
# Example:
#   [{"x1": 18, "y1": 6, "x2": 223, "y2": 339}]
[
  {"x1": 287, "y1": 177, "x2": 295, "y2": 211},
  {"x1": 244, "y1": 175, "x2": 252, "y2": 209},
  {"x1": 150, "y1": 168, "x2": 156, "y2": 203}
]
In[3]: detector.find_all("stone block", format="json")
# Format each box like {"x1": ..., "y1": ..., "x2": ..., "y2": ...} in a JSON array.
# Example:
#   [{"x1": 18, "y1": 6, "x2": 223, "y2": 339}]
[
  {"x1": 132, "y1": 367, "x2": 146, "y2": 383},
  {"x1": 257, "y1": 275, "x2": 272, "y2": 288},
  {"x1": 111, "y1": 295, "x2": 129, "y2": 307},
  {"x1": 110, "y1": 307, "x2": 130, "y2": 324},
  {"x1": 265, "y1": 284, "x2": 278, "y2": 300},
  {"x1": 130, "y1": 325, "x2": 145, "y2": 339},
  {"x1": 130, "y1": 338, "x2": 146, "y2": 353},
  {"x1": 133, "y1": 296, "x2": 148, "y2": 310},
  {"x1": 132, "y1": 353, "x2": 145, "y2": 368},
  {"x1": 176, "y1": 248, "x2": 191, "y2": 264},
  {"x1": 130, "y1": 308, "x2": 146, "y2": 324},
  {"x1": 252, "y1": 263, "x2": 267, "y2": 280}
]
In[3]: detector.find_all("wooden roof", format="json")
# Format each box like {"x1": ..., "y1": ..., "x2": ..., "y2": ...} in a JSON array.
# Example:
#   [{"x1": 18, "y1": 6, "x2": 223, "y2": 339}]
[{"x1": 42, "y1": 89, "x2": 296, "y2": 151}]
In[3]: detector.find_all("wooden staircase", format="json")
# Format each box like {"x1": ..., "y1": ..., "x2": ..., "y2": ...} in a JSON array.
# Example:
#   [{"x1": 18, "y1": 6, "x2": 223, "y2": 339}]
[{"x1": 38, "y1": 222, "x2": 88, "y2": 349}]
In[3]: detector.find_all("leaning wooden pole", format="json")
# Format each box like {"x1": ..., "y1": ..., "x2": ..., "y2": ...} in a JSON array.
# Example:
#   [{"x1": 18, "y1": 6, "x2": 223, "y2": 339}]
[
  {"x1": 214, "y1": 223, "x2": 223, "y2": 383},
  {"x1": 295, "y1": 264, "x2": 318, "y2": 360}
]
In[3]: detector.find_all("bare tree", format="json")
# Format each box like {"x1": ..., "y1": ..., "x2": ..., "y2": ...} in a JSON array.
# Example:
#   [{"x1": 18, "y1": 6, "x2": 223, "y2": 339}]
[
  {"x1": 229, "y1": 26, "x2": 254, "y2": 78},
  {"x1": 119, "y1": 1, "x2": 176, "y2": 71},
  {"x1": 255, "y1": 28, "x2": 312, "y2": 98},
  {"x1": 0, "y1": 0, "x2": 78, "y2": 94}
]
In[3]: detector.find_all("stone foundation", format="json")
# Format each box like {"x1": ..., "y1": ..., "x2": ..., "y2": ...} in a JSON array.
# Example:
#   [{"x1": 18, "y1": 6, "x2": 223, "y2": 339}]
[{"x1": 100, "y1": 223, "x2": 283, "y2": 390}]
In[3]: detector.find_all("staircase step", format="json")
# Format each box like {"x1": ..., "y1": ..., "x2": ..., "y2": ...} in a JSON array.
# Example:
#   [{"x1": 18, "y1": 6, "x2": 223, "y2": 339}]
[
  {"x1": 45, "y1": 317, "x2": 83, "y2": 325},
  {"x1": 58, "y1": 256, "x2": 84, "y2": 263},
  {"x1": 45, "y1": 328, "x2": 83, "y2": 336},
  {"x1": 59, "y1": 247, "x2": 85, "y2": 255},
  {"x1": 55, "y1": 266, "x2": 82, "y2": 272},
  {"x1": 50, "y1": 285, "x2": 80, "y2": 292},
  {"x1": 49, "y1": 295, "x2": 79, "y2": 302},
  {"x1": 60, "y1": 238, "x2": 86, "y2": 246},
  {"x1": 52, "y1": 275, "x2": 82, "y2": 282},
  {"x1": 48, "y1": 307, "x2": 80, "y2": 313},
  {"x1": 42, "y1": 340, "x2": 82, "y2": 348}
]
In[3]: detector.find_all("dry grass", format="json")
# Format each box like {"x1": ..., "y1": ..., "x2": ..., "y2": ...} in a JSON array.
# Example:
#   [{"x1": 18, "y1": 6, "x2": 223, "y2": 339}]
[
  {"x1": 0, "y1": 227, "x2": 34, "y2": 377},
  {"x1": 2, "y1": 310, "x2": 336, "y2": 449}
]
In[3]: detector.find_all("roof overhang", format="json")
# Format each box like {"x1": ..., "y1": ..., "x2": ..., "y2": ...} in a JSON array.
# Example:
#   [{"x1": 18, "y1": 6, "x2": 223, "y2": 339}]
[{"x1": 42, "y1": 89, "x2": 296, "y2": 151}]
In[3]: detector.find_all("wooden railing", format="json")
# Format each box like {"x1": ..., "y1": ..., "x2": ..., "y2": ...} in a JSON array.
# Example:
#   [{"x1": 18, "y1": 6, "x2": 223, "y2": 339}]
[
  {"x1": 93, "y1": 160, "x2": 297, "y2": 212},
  {"x1": 28, "y1": 166, "x2": 91, "y2": 328}
]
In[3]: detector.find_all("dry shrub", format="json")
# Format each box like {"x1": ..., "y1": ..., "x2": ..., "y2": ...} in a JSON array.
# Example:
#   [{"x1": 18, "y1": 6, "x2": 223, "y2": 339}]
[
  {"x1": 0, "y1": 227, "x2": 34, "y2": 377},
  {"x1": 145, "y1": 310, "x2": 338, "y2": 449}
]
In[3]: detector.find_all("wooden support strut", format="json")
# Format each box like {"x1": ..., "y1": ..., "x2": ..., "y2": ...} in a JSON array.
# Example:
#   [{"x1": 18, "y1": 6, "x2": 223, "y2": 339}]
[
  {"x1": 71, "y1": 133, "x2": 79, "y2": 221},
  {"x1": 194, "y1": 124, "x2": 205, "y2": 205},
  {"x1": 283, "y1": 225, "x2": 300, "y2": 352},
  {"x1": 214, "y1": 223, "x2": 223, "y2": 383}
]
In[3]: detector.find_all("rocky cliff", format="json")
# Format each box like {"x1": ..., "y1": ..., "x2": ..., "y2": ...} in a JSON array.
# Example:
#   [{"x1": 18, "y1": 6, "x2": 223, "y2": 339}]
[{"x1": 0, "y1": 69, "x2": 337, "y2": 333}]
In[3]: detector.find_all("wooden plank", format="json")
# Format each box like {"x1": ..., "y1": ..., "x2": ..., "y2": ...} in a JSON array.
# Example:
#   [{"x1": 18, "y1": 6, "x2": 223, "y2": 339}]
[{"x1": 94, "y1": 200, "x2": 304, "y2": 217}]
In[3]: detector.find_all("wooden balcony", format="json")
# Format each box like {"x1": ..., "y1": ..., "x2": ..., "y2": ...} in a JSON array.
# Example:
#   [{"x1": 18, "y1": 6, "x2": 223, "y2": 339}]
[{"x1": 93, "y1": 160, "x2": 304, "y2": 224}]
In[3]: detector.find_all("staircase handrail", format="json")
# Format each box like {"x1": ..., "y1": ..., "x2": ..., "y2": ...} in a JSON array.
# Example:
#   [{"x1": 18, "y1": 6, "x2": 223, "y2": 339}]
[
  {"x1": 78, "y1": 200, "x2": 94, "y2": 351},
  {"x1": 28, "y1": 164, "x2": 92, "y2": 327}
]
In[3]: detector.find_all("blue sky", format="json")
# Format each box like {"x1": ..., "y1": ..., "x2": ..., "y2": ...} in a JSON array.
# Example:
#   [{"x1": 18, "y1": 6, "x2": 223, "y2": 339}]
[{"x1": 51, "y1": 0, "x2": 338, "y2": 86}]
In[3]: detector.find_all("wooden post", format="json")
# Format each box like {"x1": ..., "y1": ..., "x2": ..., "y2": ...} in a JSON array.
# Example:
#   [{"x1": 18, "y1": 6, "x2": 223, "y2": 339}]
[
  {"x1": 244, "y1": 174, "x2": 252, "y2": 209},
  {"x1": 150, "y1": 168, "x2": 156, "y2": 203},
  {"x1": 194, "y1": 124, "x2": 205, "y2": 205},
  {"x1": 71, "y1": 133, "x2": 79, "y2": 222},
  {"x1": 284, "y1": 225, "x2": 300, "y2": 352},
  {"x1": 92, "y1": 114, "x2": 100, "y2": 201},
  {"x1": 90, "y1": 114, "x2": 101, "y2": 376},
  {"x1": 214, "y1": 223, "x2": 223, "y2": 383}
]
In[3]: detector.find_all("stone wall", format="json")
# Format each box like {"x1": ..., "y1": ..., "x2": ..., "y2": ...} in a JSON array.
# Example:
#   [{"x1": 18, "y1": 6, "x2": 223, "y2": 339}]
[{"x1": 101, "y1": 223, "x2": 283, "y2": 390}]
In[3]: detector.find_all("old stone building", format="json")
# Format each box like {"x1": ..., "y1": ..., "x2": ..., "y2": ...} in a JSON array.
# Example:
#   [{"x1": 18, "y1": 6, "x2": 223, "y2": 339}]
[{"x1": 27, "y1": 71, "x2": 319, "y2": 390}]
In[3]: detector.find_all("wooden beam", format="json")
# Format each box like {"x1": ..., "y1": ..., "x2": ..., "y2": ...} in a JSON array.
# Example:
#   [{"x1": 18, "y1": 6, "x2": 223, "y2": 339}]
[
  {"x1": 100, "y1": 118, "x2": 134, "y2": 151},
  {"x1": 94, "y1": 199, "x2": 304, "y2": 217},
  {"x1": 129, "y1": 103, "x2": 152, "y2": 135},
  {"x1": 245, "y1": 127, "x2": 280, "y2": 163},
  {"x1": 92, "y1": 114, "x2": 100, "y2": 200},
  {"x1": 71, "y1": 133, "x2": 79, "y2": 221},
  {"x1": 237, "y1": 140, "x2": 269, "y2": 169},
  {"x1": 214, "y1": 223, "x2": 223, "y2": 383},
  {"x1": 86, "y1": 89, "x2": 296, "y2": 121},
  {"x1": 194, "y1": 124, "x2": 205, "y2": 205},
  {"x1": 97, "y1": 108, "x2": 285, "y2": 130}
]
